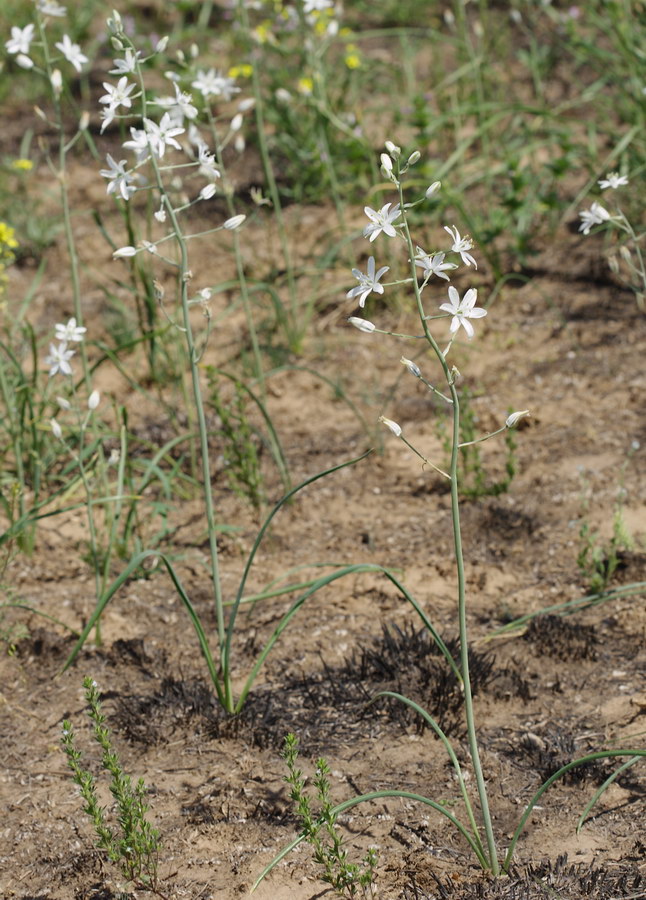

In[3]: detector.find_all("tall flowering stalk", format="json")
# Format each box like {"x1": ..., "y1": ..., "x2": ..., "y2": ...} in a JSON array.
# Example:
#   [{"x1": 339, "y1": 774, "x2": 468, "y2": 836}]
[
  {"x1": 256, "y1": 147, "x2": 645, "y2": 887},
  {"x1": 62, "y1": 12, "x2": 397, "y2": 716},
  {"x1": 370, "y1": 145, "x2": 502, "y2": 873}
]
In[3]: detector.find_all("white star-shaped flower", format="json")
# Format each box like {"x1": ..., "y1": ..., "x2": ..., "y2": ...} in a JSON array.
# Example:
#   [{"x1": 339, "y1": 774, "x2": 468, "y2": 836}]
[
  {"x1": 414, "y1": 250, "x2": 457, "y2": 282},
  {"x1": 363, "y1": 203, "x2": 401, "y2": 242},
  {"x1": 55, "y1": 34, "x2": 88, "y2": 72},
  {"x1": 99, "y1": 77, "x2": 137, "y2": 131},
  {"x1": 100, "y1": 77, "x2": 136, "y2": 112},
  {"x1": 444, "y1": 225, "x2": 477, "y2": 268},
  {"x1": 5, "y1": 24, "x2": 35, "y2": 56},
  {"x1": 439, "y1": 286, "x2": 487, "y2": 339},
  {"x1": 598, "y1": 172, "x2": 628, "y2": 190},
  {"x1": 143, "y1": 112, "x2": 184, "y2": 158},
  {"x1": 154, "y1": 84, "x2": 198, "y2": 126},
  {"x1": 44, "y1": 342, "x2": 75, "y2": 376},
  {"x1": 109, "y1": 49, "x2": 141, "y2": 75},
  {"x1": 347, "y1": 257, "x2": 389, "y2": 308},
  {"x1": 196, "y1": 142, "x2": 220, "y2": 181},
  {"x1": 99, "y1": 154, "x2": 137, "y2": 201},
  {"x1": 578, "y1": 202, "x2": 610, "y2": 235},
  {"x1": 36, "y1": 0, "x2": 67, "y2": 15},
  {"x1": 191, "y1": 68, "x2": 240, "y2": 101},
  {"x1": 54, "y1": 317, "x2": 86, "y2": 343},
  {"x1": 122, "y1": 127, "x2": 150, "y2": 164}
]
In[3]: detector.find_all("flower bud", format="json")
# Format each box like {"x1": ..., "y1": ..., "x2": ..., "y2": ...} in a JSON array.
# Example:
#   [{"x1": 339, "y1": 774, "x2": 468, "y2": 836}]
[
  {"x1": 401, "y1": 357, "x2": 421, "y2": 378},
  {"x1": 384, "y1": 140, "x2": 401, "y2": 158},
  {"x1": 156, "y1": 35, "x2": 169, "y2": 53},
  {"x1": 51, "y1": 418, "x2": 63, "y2": 439},
  {"x1": 348, "y1": 316, "x2": 376, "y2": 333},
  {"x1": 505, "y1": 410, "x2": 529, "y2": 428},
  {"x1": 113, "y1": 245, "x2": 137, "y2": 258},
  {"x1": 379, "y1": 416, "x2": 402, "y2": 437},
  {"x1": 199, "y1": 183, "x2": 217, "y2": 200},
  {"x1": 17, "y1": 54, "x2": 34, "y2": 69},
  {"x1": 108, "y1": 9, "x2": 123, "y2": 31},
  {"x1": 425, "y1": 181, "x2": 441, "y2": 198},
  {"x1": 50, "y1": 68, "x2": 63, "y2": 95},
  {"x1": 223, "y1": 214, "x2": 246, "y2": 230},
  {"x1": 79, "y1": 111, "x2": 90, "y2": 131},
  {"x1": 380, "y1": 153, "x2": 393, "y2": 174},
  {"x1": 407, "y1": 150, "x2": 421, "y2": 166},
  {"x1": 88, "y1": 390, "x2": 100, "y2": 410},
  {"x1": 110, "y1": 36, "x2": 124, "y2": 51},
  {"x1": 230, "y1": 113, "x2": 243, "y2": 132},
  {"x1": 56, "y1": 396, "x2": 71, "y2": 410}
]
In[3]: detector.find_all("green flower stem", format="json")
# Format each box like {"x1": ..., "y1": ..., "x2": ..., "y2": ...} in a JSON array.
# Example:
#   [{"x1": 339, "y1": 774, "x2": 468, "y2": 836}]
[
  {"x1": 459, "y1": 424, "x2": 507, "y2": 448},
  {"x1": 235, "y1": 0, "x2": 300, "y2": 349},
  {"x1": 129, "y1": 51, "x2": 229, "y2": 708},
  {"x1": 206, "y1": 109, "x2": 265, "y2": 395},
  {"x1": 397, "y1": 178, "x2": 500, "y2": 874},
  {"x1": 36, "y1": 12, "x2": 90, "y2": 392},
  {"x1": 399, "y1": 434, "x2": 450, "y2": 479}
]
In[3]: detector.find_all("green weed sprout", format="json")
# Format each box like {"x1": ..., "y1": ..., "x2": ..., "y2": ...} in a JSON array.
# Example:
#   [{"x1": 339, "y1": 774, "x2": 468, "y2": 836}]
[
  {"x1": 255, "y1": 146, "x2": 645, "y2": 887},
  {"x1": 61, "y1": 677, "x2": 166, "y2": 897},
  {"x1": 577, "y1": 454, "x2": 637, "y2": 594},
  {"x1": 282, "y1": 734, "x2": 377, "y2": 899}
]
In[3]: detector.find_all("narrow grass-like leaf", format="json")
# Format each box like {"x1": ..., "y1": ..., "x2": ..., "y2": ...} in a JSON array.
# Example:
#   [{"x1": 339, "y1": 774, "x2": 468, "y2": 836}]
[
  {"x1": 0, "y1": 603, "x2": 80, "y2": 635},
  {"x1": 487, "y1": 582, "x2": 646, "y2": 640},
  {"x1": 576, "y1": 755, "x2": 643, "y2": 834},
  {"x1": 503, "y1": 750, "x2": 646, "y2": 872},
  {"x1": 374, "y1": 690, "x2": 484, "y2": 860},
  {"x1": 61, "y1": 550, "x2": 226, "y2": 708},
  {"x1": 235, "y1": 562, "x2": 386, "y2": 712},
  {"x1": 223, "y1": 450, "x2": 373, "y2": 676}
]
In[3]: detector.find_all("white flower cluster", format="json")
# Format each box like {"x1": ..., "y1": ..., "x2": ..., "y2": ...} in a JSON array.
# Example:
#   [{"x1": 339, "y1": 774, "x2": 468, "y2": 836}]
[
  {"x1": 45, "y1": 318, "x2": 102, "y2": 438},
  {"x1": 96, "y1": 28, "x2": 253, "y2": 221},
  {"x1": 44, "y1": 317, "x2": 85, "y2": 376},
  {"x1": 348, "y1": 144, "x2": 486, "y2": 341}
]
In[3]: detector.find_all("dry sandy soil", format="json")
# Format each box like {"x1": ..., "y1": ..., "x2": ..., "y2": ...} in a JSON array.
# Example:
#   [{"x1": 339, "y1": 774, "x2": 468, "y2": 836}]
[{"x1": 1, "y1": 32, "x2": 645, "y2": 900}]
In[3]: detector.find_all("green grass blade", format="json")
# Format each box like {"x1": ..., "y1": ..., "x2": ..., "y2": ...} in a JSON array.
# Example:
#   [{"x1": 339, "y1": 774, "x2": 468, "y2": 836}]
[
  {"x1": 0, "y1": 603, "x2": 80, "y2": 636},
  {"x1": 374, "y1": 690, "x2": 484, "y2": 861},
  {"x1": 235, "y1": 562, "x2": 385, "y2": 711},
  {"x1": 503, "y1": 750, "x2": 646, "y2": 872},
  {"x1": 61, "y1": 550, "x2": 225, "y2": 707},
  {"x1": 378, "y1": 569, "x2": 462, "y2": 684},
  {"x1": 487, "y1": 582, "x2": 646, "y2": 639},
  {"x1": 576, "y1": 755, "x2": 643, "y2": 834},
  {"x1": 223, "y1": 450, "x2": 372, "y2": 675}
]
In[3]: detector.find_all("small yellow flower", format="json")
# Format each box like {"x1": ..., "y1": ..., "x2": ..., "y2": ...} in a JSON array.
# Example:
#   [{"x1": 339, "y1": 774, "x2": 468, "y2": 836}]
[
  {"x1": 12, "y1": 158, "x2": 33, "y2": 171},
  {"x1": 252, "y1": 21, "x2": 273, "y2": 43},
  {"x1": 0, "y1": 222, "x2": 19, "y2": 250},
  {"x1": 344, "y1": 52, "x2": 361, "y2": 69},
  {"x1": 228, "y1": 64, "x2": 253, "y2": 79},
  {"x1": 297, "y1": 76, "x2": 314, "y2": 95}
]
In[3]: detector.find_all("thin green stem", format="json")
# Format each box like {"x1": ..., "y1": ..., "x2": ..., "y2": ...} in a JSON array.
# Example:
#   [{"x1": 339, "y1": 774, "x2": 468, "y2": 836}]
[
  {"x1": 206, "y1": 109, "x2": 265, "y2": 396},
  {"x1": 235, "y1": 0, "x2": 300, "y2": 349},
  {"x1": 129, "y1": 48, "x2": 228, "y2": 706},
  {"x1": 36, "y1": 13, "x2": 90, "y2": 392},
  {"x1": 397, "y1": 177, "x2": 499, "y2": 873}
]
